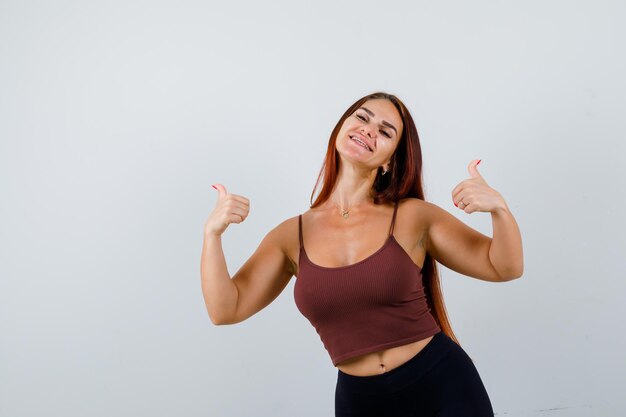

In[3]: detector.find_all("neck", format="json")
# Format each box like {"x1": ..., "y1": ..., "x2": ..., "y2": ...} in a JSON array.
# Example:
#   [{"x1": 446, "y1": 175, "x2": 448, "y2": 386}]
[{"x1": 330, "y1": 162, "x2": 377, "y2": 210}]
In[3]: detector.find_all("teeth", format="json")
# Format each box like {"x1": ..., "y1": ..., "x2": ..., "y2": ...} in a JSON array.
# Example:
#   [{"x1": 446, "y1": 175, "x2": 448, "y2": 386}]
[{"x1": 350, "y1": 135, "x2": 371, "y2": 151}]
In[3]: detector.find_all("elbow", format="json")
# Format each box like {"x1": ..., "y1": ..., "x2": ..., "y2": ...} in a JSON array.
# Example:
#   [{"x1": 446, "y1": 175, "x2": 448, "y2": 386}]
[
  {"x1": 208, "y1": 311, "x2": 239, "y2": 326},
  {"x1": 499, "y1": 266, "x2": 524, "y2": 282},
  {"x1": 512, "y1": 264, "x2": 524, "y2": 280},
  {"x1": 210, "y1": 315, "x2": 232, "y2": 326},
  {"x1": 207, "y1": 309, "x2": 231, "y2": 326}
]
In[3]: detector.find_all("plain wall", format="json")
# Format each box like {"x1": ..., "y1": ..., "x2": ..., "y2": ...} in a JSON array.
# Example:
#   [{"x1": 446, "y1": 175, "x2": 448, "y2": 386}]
[{"x1": 1, "y1": 0, "x2": 624, "y2": 416}]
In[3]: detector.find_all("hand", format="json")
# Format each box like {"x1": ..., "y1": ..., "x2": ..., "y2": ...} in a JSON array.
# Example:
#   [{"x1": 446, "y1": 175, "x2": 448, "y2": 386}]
[
  {"x1": 451, "y1": 160, "x2": 506, "y2": 214},
  {"x1": 204, "y1": 184, "x2": 250, "y2": 236}
]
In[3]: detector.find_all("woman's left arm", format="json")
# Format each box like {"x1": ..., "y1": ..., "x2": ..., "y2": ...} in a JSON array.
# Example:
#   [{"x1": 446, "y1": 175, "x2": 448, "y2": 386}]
[{"x1": 452, "y1": 159, "x2": 524, "y2": 280}]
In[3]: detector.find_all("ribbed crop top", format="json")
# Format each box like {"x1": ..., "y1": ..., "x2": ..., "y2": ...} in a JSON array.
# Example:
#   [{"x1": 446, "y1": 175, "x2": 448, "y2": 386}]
[{"x1": 293, "y1": 201, "x2": 441, "y2": 366}]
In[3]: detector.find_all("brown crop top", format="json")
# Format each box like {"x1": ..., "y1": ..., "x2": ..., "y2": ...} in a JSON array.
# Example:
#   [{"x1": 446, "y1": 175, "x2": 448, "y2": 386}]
[{"x1": 293, "y1": 200, "x2": 441, "y2": 366}]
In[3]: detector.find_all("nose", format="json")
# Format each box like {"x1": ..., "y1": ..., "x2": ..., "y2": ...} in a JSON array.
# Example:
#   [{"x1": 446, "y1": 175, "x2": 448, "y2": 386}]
[{"x1": 360, "y1": 123, "x2": 375, "y2": 138}]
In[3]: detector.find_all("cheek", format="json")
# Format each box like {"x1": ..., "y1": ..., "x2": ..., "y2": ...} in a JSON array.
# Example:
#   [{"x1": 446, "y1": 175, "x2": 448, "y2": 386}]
[
  {"x1": 382, "y1": 141, "x2": 399, "y2": 157},
  {"x1": 341, "y1": 118, "x2": 359, "y2": 131},
  {"x1": 336, "y1": 124, "x2": 353, "y2": 140}
]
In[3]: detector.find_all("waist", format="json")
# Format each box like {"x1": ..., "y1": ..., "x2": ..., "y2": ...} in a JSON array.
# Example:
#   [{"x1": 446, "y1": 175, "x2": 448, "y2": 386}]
[
  {"x1": 336, "y1": 331, "x2": 454, "y2": 394},
  {"x1": 336, "y1": 335, "x2": 435, "y2": 376}
]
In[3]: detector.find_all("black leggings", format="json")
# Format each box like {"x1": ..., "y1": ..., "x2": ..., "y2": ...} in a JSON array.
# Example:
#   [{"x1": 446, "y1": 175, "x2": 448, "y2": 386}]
[{"x1": 335, "y1": 331, "x2": 494, "y2": 416}]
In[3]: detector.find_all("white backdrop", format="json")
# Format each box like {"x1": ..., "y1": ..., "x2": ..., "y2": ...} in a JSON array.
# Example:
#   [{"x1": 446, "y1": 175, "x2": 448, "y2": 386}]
[{"x1": 1, "y1": 1, "x2": 624, "y2": 416}]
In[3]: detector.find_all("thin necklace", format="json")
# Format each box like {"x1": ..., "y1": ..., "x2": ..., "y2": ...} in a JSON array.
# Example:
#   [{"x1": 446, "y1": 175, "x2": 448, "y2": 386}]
[{"x1": 333, "y1": 198, "x2": 371, "y2": 219}]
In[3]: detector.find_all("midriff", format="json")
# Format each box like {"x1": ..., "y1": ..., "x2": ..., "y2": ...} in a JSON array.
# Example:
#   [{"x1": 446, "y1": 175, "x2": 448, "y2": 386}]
[{"x1": 336, "y1": 335, "x2": 435, "y2": 376}]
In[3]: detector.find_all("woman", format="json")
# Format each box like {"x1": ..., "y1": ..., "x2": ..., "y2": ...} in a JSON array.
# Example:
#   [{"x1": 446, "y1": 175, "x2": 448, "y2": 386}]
[{"x1": 202, "y1": 91, "x2": 523, "y2": 416}]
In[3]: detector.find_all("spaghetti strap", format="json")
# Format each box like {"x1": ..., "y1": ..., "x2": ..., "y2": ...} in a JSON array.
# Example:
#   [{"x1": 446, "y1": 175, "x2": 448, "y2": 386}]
[
  {"x1": 388, "y1": 201, "x2": 399, "y2": 236},
  {"x1": 298, "y1": 214, "x2": 304, "y2": 250}
]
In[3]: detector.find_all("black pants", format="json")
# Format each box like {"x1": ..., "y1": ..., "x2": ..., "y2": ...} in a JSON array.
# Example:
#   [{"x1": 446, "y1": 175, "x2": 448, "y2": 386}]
[{"x1": 335, "y1": 331, "x2": 494, "y2": 417}]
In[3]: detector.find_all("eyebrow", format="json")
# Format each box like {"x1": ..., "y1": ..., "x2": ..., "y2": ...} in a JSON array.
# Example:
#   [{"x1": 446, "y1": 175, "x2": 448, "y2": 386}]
[{"x1": 358, "y1": 107, "x2": 398, "y2": 136}]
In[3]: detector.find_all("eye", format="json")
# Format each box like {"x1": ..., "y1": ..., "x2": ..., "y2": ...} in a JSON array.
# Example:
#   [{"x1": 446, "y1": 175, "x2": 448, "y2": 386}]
[{"x1": 355, "y1": 113, "x2": 392, "y2": 138}]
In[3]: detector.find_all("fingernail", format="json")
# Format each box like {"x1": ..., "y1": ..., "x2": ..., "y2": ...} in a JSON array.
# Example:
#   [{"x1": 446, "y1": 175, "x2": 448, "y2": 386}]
[
  {"x1": 211, "y1": 184, "x2": 217, "y2": 190},
  {"x1": 454, "y1": 202, "x2": 458, "y2": 207},
  {"x1": 477, "y1": 159, "x2": 481, "y2": 165}
]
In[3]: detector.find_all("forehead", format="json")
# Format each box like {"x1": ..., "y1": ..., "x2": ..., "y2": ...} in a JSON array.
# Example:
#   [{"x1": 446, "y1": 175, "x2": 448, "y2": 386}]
[{"x1": 359, "y1": 99, "x2": 403, "y2": 129}]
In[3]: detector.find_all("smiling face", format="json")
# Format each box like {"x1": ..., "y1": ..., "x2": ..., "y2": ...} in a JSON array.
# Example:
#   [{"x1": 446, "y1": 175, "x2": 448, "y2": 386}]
[{"x1": 335, "y1": 98, "x2": 404, "y2": 172}]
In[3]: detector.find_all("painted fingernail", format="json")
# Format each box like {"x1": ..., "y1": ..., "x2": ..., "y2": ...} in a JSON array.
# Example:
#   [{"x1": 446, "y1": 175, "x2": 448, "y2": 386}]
[
  {"x1": 477, "y1": 159, "x2": 481, "y2": 165},
  {"x1": 454, "y1": 202, "x2": 458, "y2": 207},
  {"x1": 211, "y1": 184, "x2": 217, "y2": 190}
]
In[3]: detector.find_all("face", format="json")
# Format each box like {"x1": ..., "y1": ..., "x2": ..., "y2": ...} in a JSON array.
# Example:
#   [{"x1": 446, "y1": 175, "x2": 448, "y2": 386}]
[{"x1": 335, "y1": 98, "x2": 404, "y2": 172}]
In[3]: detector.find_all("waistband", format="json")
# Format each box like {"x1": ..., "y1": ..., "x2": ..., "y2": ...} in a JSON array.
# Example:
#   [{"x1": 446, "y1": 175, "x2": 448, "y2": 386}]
[{"x1": 336, "y1": 331, "x2": 455, "y2": 394}]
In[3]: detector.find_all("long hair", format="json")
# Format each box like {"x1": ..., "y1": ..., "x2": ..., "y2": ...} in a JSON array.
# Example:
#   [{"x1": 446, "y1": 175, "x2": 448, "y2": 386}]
[{"x1": 308, "y1": 91, "x2": 462, "y2": 348}]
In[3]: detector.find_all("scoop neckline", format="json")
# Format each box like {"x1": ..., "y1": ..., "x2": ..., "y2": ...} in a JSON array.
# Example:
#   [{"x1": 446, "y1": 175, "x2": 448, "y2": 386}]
[{"x1": 300, "y1": 234, "x2": 422, "y2": 271}]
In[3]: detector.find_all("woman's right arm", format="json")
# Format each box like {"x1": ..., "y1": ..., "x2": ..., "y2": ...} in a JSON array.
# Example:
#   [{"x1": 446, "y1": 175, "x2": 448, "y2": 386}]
[{"x1": 201, "y1": 184, "x2": 294, "y2": 325}]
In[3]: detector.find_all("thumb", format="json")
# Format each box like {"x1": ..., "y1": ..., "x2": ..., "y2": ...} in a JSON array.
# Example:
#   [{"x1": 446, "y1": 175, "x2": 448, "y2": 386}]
[
  {"x1": 467, "y1": 159, "x2": 484, "y2": 180},
  {"x1": 211, "y1": 183, "x2": 228, "y2": 199}
]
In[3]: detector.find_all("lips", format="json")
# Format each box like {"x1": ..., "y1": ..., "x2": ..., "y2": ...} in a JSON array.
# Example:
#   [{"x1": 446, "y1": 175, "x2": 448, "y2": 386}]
[{"x1": 349, "y1": 134, "x2": 373, "y2": 151}]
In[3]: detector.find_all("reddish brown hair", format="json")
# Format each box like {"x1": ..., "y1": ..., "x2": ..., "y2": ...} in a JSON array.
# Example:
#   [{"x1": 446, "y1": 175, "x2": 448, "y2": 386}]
[{"x1": 308, "y1": 91, "x2": 461, "y2": 348}]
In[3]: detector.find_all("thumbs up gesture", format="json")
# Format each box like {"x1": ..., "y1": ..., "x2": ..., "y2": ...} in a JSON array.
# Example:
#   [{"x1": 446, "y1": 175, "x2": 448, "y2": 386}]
[
  {"x1": 451, "y1": 160, "x2": 507, "y2": 214},
  {"x1": 204, "y1": 184, "x2": 251, "y2": 236}
]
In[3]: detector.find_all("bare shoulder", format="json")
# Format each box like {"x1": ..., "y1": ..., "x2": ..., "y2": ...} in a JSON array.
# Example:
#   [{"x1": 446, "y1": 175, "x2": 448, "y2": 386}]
[
  {"x1": 389, "y1": 198, "x2": 429, "y2": 253},
  {"x1": 410, "y1": 198, "x2": 468, "y2": 245},
  {"x1": 402, "y1": 198, "x2": 446, "y2": 225},
  {"x1": 265, "y1": 214, "x2": 301, "y2": 276},
  {"x1": 396, "y1": 197, "x2": 429, "y2": 228},
  {"x1": 397, "y1": 197, "x2": 425, "y2": 210},
  {"x1": 397, "y1": 196, "x2": 430, "y2": 210}
]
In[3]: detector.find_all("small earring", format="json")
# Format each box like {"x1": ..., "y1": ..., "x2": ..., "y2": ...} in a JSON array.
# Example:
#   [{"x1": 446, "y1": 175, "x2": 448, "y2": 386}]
[{"x1": 382, "y1": 166, "x2": 389, "y2": 175}]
